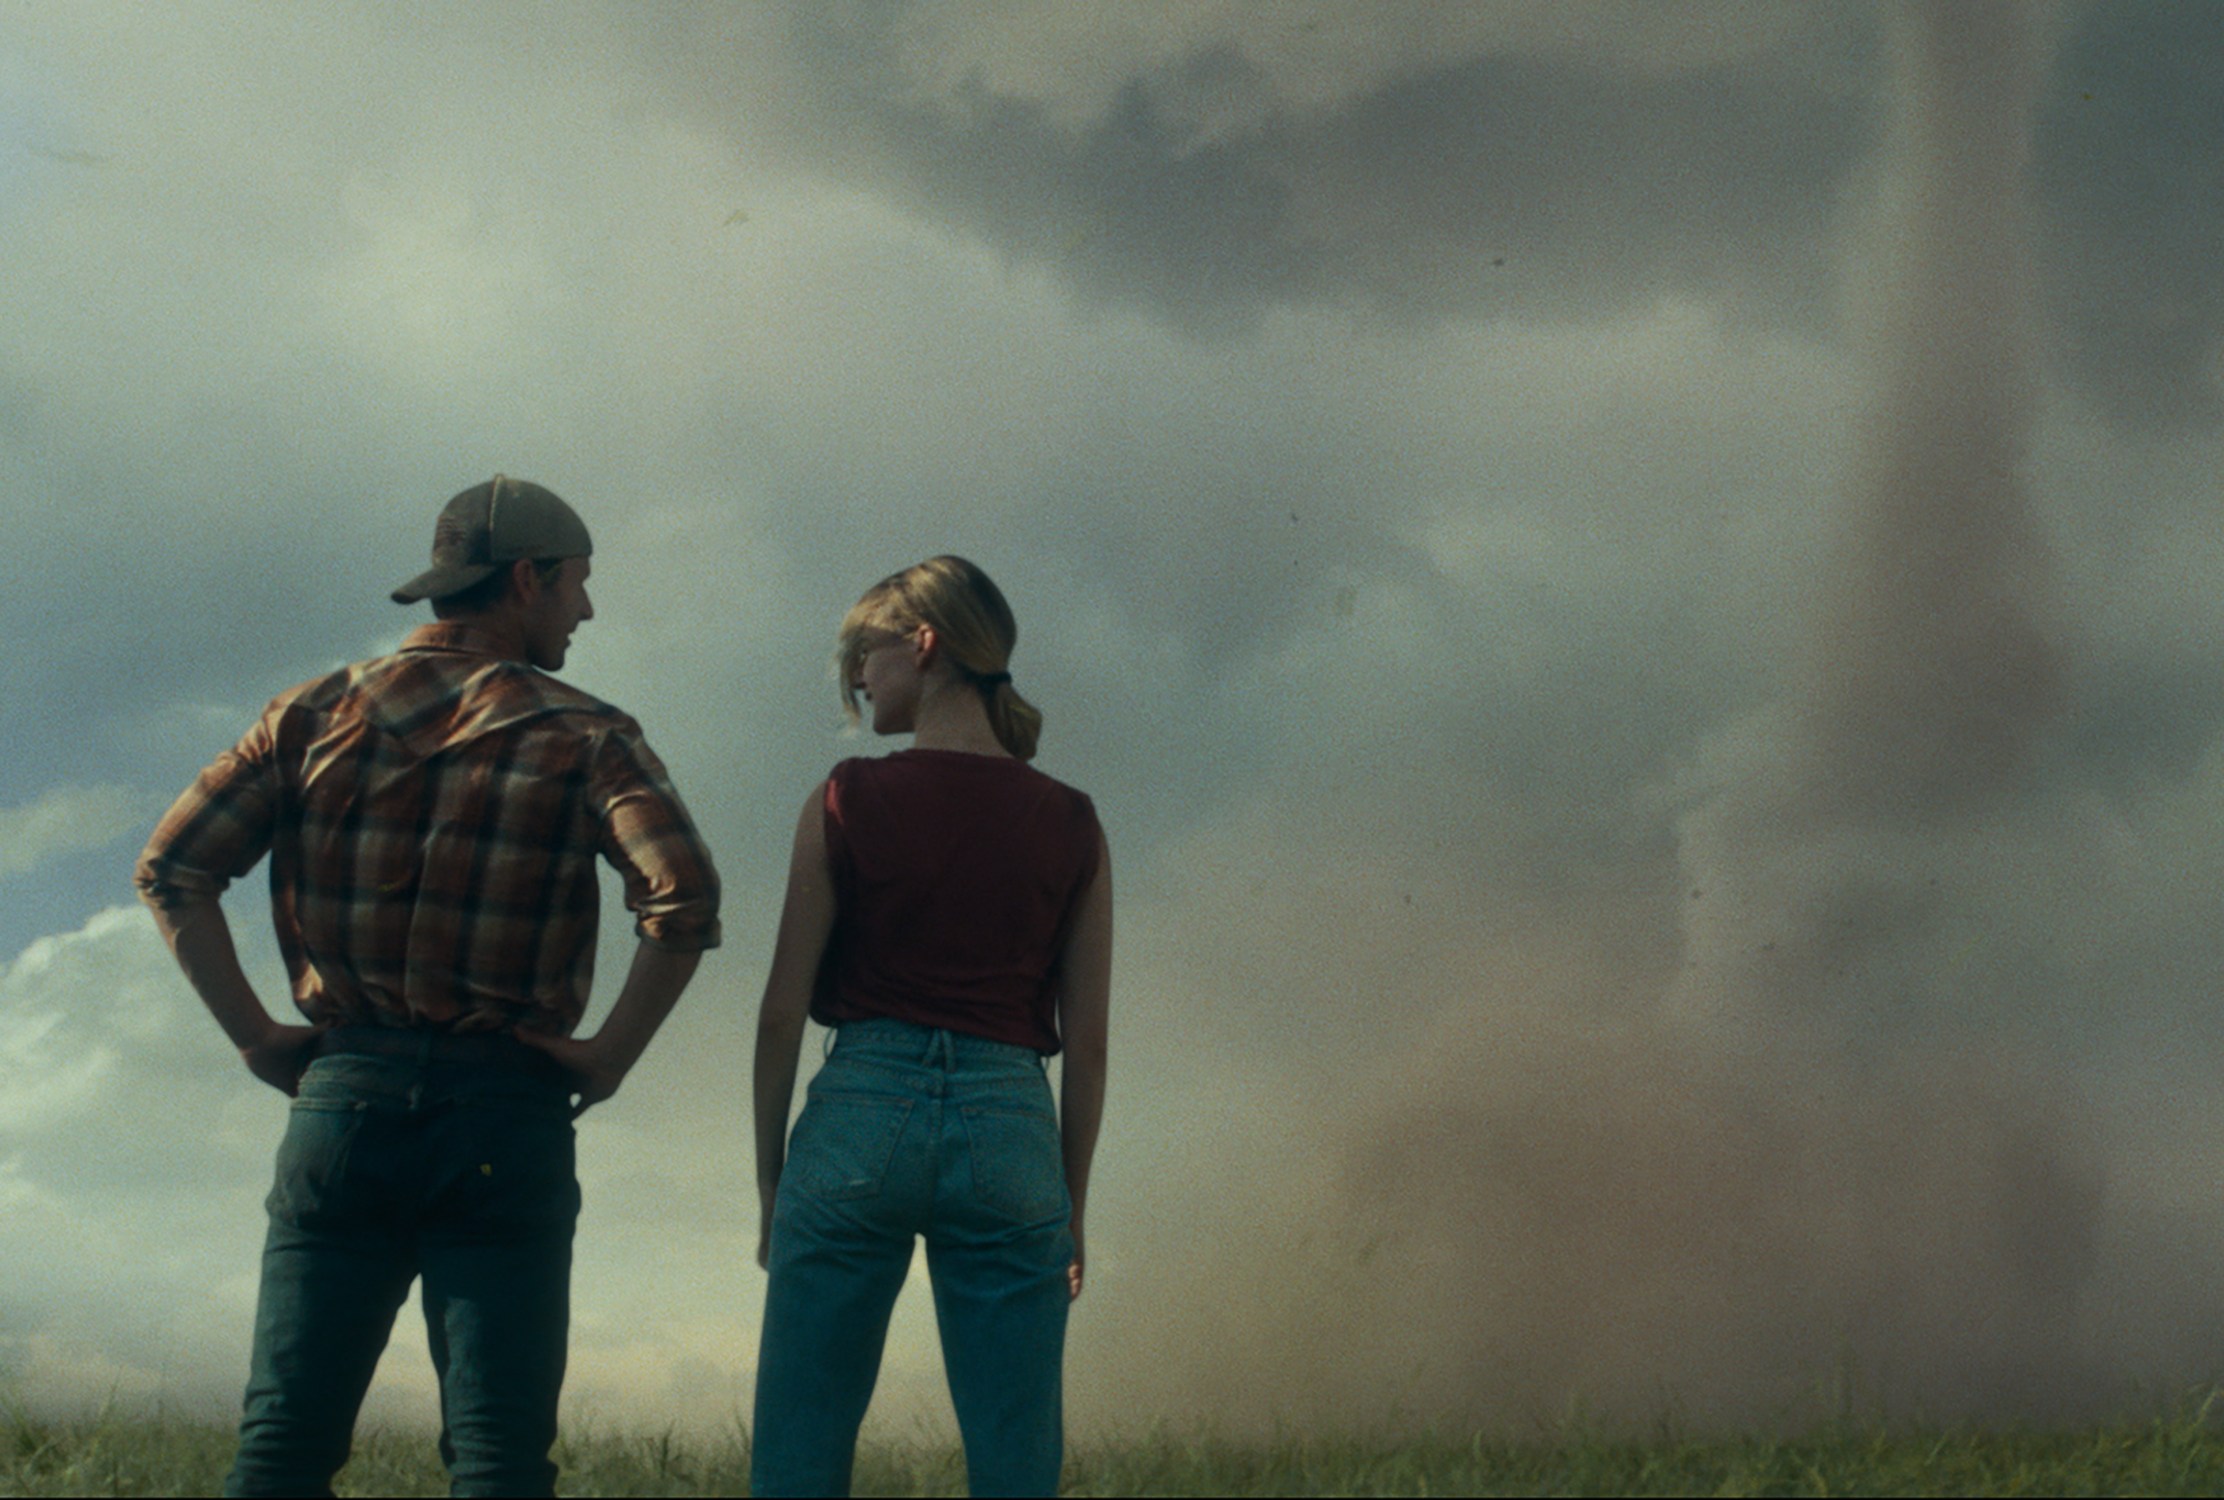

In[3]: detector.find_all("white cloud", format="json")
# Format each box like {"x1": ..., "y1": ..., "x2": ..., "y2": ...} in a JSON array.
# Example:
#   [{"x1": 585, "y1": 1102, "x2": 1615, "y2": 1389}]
[
  {"x1": 0, "y1": 786, "x2": 143, "y2": 879},
  {"x1": 319, "y1": 168, "x2": 564, "y2": 377},
  {"x1": 0, "y1": 907, "x2": 270, "y2": 1406}
]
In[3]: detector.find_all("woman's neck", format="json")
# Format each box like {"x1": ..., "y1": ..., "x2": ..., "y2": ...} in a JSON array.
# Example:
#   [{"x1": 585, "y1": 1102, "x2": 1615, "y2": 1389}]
[{"x1": 907, "y1": 679, "x2": 1009, "y2": 756}]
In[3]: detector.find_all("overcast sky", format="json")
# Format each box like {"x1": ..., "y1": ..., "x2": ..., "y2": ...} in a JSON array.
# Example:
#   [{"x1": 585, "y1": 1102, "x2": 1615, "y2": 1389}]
[{"x1": 6, "y1": 0, "x2": 2224, "y2": 1439}]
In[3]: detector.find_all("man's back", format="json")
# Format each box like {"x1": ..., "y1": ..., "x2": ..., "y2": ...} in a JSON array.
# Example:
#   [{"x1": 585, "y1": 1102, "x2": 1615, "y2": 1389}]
[{"x1": 137, "y1": 621, "x2": 719, "y2": 1033}]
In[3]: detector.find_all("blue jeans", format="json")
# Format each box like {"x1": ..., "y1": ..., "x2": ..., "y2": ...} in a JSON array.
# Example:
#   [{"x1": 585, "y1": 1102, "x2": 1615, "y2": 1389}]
[
  {"x1": 224, "y1": 1050, "x2": 580, "y2": 1498},
  {"x1": 752, "y1": 1020, "x2": 1073, "y2": 1497}
]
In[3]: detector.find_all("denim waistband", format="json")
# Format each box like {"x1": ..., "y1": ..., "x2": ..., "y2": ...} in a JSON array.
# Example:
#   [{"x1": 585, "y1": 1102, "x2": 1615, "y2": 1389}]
[
  {"x1": 312, "y1": 1025, "x2": 570, "y2": 1082},
  {"x1": 829, "y1": 1017, "x2": 1046, "y2": 1072}
]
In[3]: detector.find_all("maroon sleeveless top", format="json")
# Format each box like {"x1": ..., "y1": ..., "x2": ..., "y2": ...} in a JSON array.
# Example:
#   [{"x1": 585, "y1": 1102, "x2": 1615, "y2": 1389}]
[{"x1": 811, "y1": 750, "x2": 1102, "y2": 1053}]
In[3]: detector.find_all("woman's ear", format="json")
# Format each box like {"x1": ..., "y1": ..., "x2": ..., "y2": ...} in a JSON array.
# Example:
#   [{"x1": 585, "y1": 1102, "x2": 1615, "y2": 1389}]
[{"x1": 913, "y1": 623, "x2": 939, "y2": 670}]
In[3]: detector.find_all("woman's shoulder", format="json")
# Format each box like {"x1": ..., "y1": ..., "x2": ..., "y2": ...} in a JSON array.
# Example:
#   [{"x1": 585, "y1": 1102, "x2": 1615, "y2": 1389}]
[
  {"x1": 1014, "y1": 760, "x2": 1100, "y2": 831},
  {"x1": 833, "y1": 749, "x2": 1097, "y2": 817},
  {"x1": 818, "y1": 757, "x2": 876, "y2": 818}
]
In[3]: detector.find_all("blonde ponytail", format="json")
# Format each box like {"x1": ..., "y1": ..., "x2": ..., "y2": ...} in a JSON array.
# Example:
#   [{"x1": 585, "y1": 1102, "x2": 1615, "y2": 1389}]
[{"x1": 980, "y1": 678, "x2": 1043, "y2": 762}]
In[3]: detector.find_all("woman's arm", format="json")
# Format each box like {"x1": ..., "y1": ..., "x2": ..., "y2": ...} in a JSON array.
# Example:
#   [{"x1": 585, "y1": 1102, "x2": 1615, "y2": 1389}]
[
  {"x1": 753, "y1": 783, "x2": 836, "y2": 1269},
  {"x1": 1055, "y1": 827, "x2": 1113, "y2": 1301}
]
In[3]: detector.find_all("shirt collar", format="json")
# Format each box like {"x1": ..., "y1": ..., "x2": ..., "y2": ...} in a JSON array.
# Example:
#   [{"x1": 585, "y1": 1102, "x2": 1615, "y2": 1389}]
[{"x1": 399, "y1": 621, "x2": 524, "y2": 661}]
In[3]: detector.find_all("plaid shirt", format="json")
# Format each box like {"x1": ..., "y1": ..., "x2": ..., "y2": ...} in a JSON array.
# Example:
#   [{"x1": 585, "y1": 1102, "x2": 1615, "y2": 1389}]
[{"x1": 136, "y1": 622, "x2": 720, "y2": 1033}]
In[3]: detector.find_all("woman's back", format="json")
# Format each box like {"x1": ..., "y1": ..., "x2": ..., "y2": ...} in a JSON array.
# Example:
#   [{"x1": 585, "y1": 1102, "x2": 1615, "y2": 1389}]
[
  {"x1": 752, "y1": 555, "x2": 1109, "y2": 1497},
  {"x1": 813, "y1": 749, "x2": 1100, "y2": 1053}
]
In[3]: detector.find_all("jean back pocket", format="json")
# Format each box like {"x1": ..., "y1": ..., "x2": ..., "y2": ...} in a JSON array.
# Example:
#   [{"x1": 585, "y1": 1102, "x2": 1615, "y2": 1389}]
[
  {"x1": 788, "y1": 1092, "x2": 914, "y2": 1201},
  {"x1": 267, "y1": 1096, "x2": 376, "y2": 1230},
  {"x1": 960, "y1": 1103, "x2": 1067, "y2": 1224}
]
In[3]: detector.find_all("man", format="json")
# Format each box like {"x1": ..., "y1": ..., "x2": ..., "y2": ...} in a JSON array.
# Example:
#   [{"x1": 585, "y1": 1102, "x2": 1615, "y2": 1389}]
[{"x1": 136, "y1": 475, "x2": 720, "y2": 1497}]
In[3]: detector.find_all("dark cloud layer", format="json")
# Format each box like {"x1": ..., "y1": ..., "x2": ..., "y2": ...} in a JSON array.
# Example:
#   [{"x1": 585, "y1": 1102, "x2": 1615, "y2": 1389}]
[
  {"x1": 2037, "y1": 2, "x2": 2224, "y2": 430},
  {"x1": 774, "y1": 2, "x2": 1870, "y2": 337},
  {"x1": 727, "y1": 1, "x2": 2224, "y2": 432}
]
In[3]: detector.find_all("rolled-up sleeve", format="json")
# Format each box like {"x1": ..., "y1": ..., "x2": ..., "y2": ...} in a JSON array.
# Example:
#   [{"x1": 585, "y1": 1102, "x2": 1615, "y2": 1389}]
[
  {"x1": 591, "y1": 727, "x2": 722, "y2": 952},
  {"x1": 134, "y1": 717, "x2": 281, "y2": 911}
]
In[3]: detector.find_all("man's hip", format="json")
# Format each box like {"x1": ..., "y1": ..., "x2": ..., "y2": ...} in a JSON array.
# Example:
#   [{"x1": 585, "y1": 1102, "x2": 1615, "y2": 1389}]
[{"x1": 271, "y1": 1051, "x2": 579, "y2": 1238}]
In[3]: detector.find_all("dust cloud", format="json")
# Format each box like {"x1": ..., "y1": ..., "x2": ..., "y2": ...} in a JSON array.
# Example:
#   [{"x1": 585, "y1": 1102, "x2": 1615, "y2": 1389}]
[{"x1": 1075, "y1": 2, "x2": 2224, "y2": 1436}]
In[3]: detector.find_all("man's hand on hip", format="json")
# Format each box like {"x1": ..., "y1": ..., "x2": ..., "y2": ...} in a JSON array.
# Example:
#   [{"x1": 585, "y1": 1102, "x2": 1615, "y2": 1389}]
[
  {"x1": 513, "y1": 1031, "x2": 628, "y2": 1118},
  {"x1": 518, "y1": 942, "x2": 703, "y2": 1119},
  {"x1": 241, "y1": 1023, "x2": 323, "y2": 1097}
]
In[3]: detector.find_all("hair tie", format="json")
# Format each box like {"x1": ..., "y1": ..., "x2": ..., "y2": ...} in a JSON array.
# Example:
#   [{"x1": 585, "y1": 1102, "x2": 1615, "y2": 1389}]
[{"x1": 977, "y1": 670, "x2": 1012, "y2": 688}]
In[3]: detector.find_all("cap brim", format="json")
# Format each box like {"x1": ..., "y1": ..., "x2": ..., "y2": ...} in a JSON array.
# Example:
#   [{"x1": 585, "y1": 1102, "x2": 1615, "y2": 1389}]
[{"x1": 391, "y1": 561, "x2": 503, "y2": 605}]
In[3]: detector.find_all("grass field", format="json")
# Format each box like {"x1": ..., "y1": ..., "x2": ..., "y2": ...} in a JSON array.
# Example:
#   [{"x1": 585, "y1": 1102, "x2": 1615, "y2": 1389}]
[{"x1": 8, "y1": 1397, "x2": 2224, "y2": 1496}]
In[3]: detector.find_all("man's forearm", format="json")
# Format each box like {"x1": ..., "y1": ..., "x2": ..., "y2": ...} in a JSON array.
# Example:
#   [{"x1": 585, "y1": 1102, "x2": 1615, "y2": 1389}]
[
  {"x1": 150, "y1": 896, "x2": 321, "y2": 1097},
  {"x1": 149, "y1": 897, "x2": 280, "y2": 1049},
  {"x1": 587, "y1": 942, "x2": 701, "y2": 1070},
  {"x1": 512, "y1": 940, "x2": 701, "y2": 1114}
]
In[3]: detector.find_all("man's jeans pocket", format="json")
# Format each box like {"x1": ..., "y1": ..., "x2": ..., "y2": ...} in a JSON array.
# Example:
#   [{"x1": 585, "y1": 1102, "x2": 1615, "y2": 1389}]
[{"x1": 266, "y1": 1098, "x2": 373, "y2": 1230}]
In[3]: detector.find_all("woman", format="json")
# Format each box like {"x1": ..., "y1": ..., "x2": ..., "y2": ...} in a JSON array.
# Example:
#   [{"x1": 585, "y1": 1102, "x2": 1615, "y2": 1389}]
[{"x1": 750, "y1": 556, "x2": 1111, "y2": 1497}]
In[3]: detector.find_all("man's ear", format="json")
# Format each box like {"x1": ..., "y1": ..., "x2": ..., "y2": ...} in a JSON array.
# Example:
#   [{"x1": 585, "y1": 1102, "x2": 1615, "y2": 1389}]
[{"x1": 509, "y1": 558, "x2": 542, "y2": 605}]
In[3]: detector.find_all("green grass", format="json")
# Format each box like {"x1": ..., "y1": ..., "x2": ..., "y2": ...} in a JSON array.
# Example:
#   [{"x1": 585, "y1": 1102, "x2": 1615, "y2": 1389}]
[{"x1": 7, "y1": 1396, "x2": 2224, "y2": 1496}]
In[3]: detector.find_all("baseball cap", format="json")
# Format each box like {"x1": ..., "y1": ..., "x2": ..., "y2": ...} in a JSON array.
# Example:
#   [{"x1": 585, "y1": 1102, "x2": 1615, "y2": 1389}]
[{"x1": 390, "y1": 474, "x2": 593, "y2": 604}]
